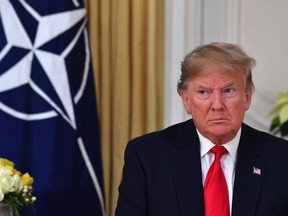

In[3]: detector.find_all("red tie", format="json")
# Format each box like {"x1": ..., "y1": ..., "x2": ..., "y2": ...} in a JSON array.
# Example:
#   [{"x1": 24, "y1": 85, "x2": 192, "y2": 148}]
[{"x1": 204, "y1": 145, "x2": 229, "y2": 216}]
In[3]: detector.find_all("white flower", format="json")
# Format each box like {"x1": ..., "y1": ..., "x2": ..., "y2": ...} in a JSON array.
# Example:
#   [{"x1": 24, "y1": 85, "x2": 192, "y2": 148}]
[
  {"x1": 0, "y1": 175, "x2": 16, "y2": 193},
  {"x1": 0, "y1": 187, "x2": 4, "y2": 201},
  {"x1": 0, "y1": 166, "x2": 12, "y2": 177},
  {"x1": 12, "y1": 174, "x2": 24, "y2": 192},
  {"x1": 0, "y1": 166, "x2": 23, "y2": 194},
  {"x1": 0, "y1": 157, "x2": 36, "y2": 214},
  {"x1": 0, "y1": 167, "x2": 13, "y2": 193}
]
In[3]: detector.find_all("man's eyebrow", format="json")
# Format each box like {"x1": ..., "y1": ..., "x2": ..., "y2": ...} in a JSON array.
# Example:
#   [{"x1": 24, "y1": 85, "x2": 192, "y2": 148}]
[
  {"x1": 194, "y1": 81, "x2": 237, "y2": 90},
  {"x1": 195, "y1": 83, "x2": 211, "y2": 88},
  {"x1": 222, "y1": 81, "x2": 237, "y2": 88},
  {"x1": 195, "y1": 84, "x2": 211, "y2": 90}
]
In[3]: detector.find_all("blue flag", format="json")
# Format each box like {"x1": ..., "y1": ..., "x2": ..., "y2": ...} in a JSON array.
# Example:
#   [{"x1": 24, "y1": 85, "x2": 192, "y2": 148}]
[{"x1": 0, "y1": 0, "x2": 105, "y2": 215}]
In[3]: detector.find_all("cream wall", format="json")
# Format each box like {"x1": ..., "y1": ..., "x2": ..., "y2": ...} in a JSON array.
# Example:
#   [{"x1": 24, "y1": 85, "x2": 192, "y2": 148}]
[
  {"x1": 240, "y1": 1, "x2": 288, "y2": 131},
  {"x1": 164, "y1": 0, "x2": 288, "y2": 133}
]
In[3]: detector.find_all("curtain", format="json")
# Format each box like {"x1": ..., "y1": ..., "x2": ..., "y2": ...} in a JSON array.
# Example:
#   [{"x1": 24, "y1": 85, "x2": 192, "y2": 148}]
[{"x1": 85, "y1": 0, "x2": 164, "y2": 215}]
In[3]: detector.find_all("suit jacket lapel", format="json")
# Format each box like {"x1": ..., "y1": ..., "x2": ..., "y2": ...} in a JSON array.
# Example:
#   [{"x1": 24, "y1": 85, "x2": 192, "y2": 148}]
[
  {"x1": 232, "y1": 124, "x2": 265, "y2": 216},
  {"x1": 168, "y1": 120, "x2": 205, "y2": 216},
  {"x1": 168, "y1": 122, "x2": 265, "y2": 216}
]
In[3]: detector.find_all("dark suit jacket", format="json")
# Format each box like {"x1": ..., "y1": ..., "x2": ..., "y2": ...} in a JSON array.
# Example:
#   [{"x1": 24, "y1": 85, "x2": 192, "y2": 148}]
[{"x1": 115, "y1": 119, "x2": 288, "y2": 216}]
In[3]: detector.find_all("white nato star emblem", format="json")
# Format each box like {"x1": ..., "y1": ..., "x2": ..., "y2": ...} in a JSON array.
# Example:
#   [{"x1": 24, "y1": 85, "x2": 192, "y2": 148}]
[{"x1": 0, "y1": 0, "x2": 89, "y2": 129}]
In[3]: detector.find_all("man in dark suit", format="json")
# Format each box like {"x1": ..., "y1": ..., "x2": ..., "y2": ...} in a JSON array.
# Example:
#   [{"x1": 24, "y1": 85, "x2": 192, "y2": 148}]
[{"x1": 115, "y1": 42, "x2": 288, "y2": 216}]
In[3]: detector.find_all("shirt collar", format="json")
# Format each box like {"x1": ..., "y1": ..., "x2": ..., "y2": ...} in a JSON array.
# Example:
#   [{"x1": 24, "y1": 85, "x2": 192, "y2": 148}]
[{"x1": 198, "y1": 128, "x2": 241, "y2": 162}]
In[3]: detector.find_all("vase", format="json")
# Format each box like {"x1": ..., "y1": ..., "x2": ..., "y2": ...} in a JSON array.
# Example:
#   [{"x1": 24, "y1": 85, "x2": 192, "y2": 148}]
[{"x1": 0, "y1": 203, "x2": 13, "y2": 216}]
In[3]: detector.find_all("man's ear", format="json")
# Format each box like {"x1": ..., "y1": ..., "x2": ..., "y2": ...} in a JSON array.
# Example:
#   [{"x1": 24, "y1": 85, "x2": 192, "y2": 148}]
[{"x1": 180, "y1": 90, "x2": 191, "y2": 114}]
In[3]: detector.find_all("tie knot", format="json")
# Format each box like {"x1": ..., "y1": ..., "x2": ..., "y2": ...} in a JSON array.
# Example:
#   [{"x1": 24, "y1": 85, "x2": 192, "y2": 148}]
[{"x1": 210, "y1": 145, "x2": 228, "y2": 160}]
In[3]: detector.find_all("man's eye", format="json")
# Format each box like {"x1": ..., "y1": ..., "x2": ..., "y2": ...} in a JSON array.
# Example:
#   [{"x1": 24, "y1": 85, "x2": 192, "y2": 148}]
[
  {"x1": 222, "y1": 88, "x2": 237, "y2": 97},
  {"x1": 224, "y1": 88, "x2": 232, "y2": 93},
  {"x1": 198, "y1": 90, "x2": 207, "y2": 94},
  {"x1": 197, "y1": 90, "x2": 210, "y2": 99}
]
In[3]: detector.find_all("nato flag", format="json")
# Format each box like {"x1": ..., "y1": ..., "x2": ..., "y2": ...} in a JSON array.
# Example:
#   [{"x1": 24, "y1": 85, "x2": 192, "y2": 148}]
[{"x1": 0, "y1": 0, "x2": 105, "y2": 215}]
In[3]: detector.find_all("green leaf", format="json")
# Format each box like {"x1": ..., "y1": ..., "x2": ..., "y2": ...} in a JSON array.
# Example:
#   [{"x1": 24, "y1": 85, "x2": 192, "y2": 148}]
[
  {"x1": 280, "y1": 121, "x2": 288, "y2": 137},
  {"x1": 269, "y1": 92, "x2": 288, "y2": 117},
  {"x1": 270, "y1": 116, "x2": 281, "y2": 132},
  {"x1": 279, "y1": 104, "x2": 288, "y2": 124},
  {"x1": 3, "y1": 193, "x2": 25, "y2": 216},
  {"x1": 277, "y1": 92, "x2": 288, "y2": 102}
]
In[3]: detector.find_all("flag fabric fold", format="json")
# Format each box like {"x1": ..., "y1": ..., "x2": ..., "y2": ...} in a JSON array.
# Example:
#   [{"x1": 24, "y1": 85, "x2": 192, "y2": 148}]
[{"x1": 0, "y1": 0, "x2": 105, "y2": 215}]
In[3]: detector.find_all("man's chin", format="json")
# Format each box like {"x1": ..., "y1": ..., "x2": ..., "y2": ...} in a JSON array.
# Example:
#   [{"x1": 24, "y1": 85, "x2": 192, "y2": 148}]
[
  {"x1": 206, "y1": 127, "x2": 238, "y2": 144},
  {"x1": 207, "y1": 126, "x2": 230, "y2": 137}
]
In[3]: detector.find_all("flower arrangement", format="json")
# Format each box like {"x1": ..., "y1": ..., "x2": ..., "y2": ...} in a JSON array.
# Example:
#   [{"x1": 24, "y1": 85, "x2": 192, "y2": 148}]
[
  {"x1": 269, "y1": 92, "x2": 288, "y2": 137},
  {"x1": 0, "y1": 158, "x2": 36, "y2": 216}
]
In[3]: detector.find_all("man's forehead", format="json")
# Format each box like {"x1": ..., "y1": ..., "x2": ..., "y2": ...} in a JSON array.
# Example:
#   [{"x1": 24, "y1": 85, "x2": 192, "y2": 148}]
[
  {"x1": 190, "y1": 80, "x2": 239, "y2": 91},
  {"x1": 190, "y1": 67, "x2": 245, "y2": 83}
]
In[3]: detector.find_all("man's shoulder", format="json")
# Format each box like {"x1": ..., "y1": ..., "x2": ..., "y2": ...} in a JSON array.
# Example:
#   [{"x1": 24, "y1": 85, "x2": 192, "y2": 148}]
[
  {"x1": 243, "y1": 123, "x2": 288, "y2": 143},
  {"x1": 242, "y1": 123, "x2": 288, "y2": 153},
  {"x1": 128, "y1": 119, "x2": 195, "y2": 149},
  {"x1": 123, "y1": 120, "x2": 196, "y2": 164},
  {"x1": 134, "y1": 119, "x2": 193, "y2": 139}
]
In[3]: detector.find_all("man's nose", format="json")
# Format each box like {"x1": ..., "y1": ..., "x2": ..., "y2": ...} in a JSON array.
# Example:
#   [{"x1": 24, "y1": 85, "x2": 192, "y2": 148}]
[{"x1": 210, "y1": 92, "x2": 224, "y2": 110}]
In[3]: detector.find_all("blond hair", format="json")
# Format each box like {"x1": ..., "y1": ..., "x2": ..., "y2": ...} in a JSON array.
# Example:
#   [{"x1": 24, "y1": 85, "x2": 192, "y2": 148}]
[{"x1": 177, "y1": 42, "x2": 256, "y2": 94}]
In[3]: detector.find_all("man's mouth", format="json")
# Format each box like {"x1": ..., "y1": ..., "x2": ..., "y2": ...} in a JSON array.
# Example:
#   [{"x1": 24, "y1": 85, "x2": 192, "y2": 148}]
[{"x1": 209, "y1": 118, "x2": 228, "y2": 123}]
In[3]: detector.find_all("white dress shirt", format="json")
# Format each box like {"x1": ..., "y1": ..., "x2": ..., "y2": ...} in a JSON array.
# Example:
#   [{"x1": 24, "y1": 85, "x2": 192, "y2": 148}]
[{"x1": 198, "y1": 129, "x2": 241, "y2": 215}]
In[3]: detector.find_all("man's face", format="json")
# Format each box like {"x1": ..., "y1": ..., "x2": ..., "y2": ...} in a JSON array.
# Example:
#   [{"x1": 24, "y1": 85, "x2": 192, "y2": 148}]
[{"x1": 180, "y1": 66, "x2": 252, "y2": 145}]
